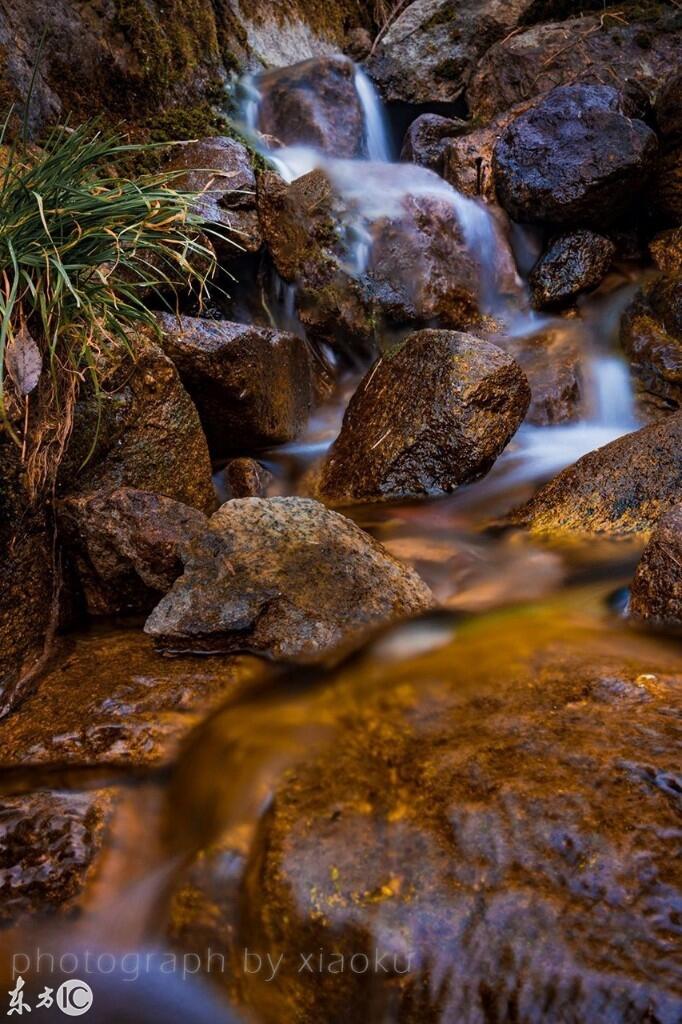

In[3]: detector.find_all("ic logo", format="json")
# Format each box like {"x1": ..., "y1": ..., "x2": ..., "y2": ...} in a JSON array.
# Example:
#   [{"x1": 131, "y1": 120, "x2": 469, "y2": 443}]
[{"x1": 56, "y1": 980, "x2": 94, "y2": 1016}]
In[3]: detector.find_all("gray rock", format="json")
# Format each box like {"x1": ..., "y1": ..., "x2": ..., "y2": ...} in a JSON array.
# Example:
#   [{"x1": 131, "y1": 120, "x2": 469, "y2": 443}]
[{"x1": 530, "y1": 230, "x2": 615, "y2": 308}]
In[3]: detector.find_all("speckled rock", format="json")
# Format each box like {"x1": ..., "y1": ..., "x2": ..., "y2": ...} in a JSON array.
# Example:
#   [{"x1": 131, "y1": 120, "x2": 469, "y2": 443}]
[
  {"x1": 222, "y1": 458, "x2": 272, "y2": 498},
  {"x1": 630, "y1": 503, "x2": 682, "y2": 625},
  {"x1": 529, "y1": 231, "x2": 615, "y2": 309},
  {"x1": 507, "y1": 324, "x2": 583, "y2": 425},
  {"x1": 468, "y1": 13, "x2": 682, "y2": 122},
  {"x1": 621, "y1": 275, "x2": 682, "y2": 408},
  {"x1": 650, "y1": 228, "x2": 682, "y2": 274},
  {"x1": 257, "y1": 56, "x2": 365, "y2": 157},
  {"x1": 493, "y1": 84, "x2": 658, "y2": 227},
  {"x1": 400, "y1": 114, "x2": 467, "y2": 176},
  {"x1": 509, "y1": 413, "x2": 682, "y2": 538},
  {"x1": 57, "y1": 488, "x2": 208, "y2": 617},
  {"x1": 315, "y1": 330, "x2": 530, "y2": 503},
  {"x1": 157, "y1": 313, "x2": 315, "y2": 455},
  {"x1": 145, "y1": 497, "x2": 434, "y2": 658}
]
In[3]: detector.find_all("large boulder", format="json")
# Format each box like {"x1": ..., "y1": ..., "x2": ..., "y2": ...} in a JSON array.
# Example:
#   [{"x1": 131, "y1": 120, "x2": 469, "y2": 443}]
[
  {"x1": 630, "y1": 503, "x2": 682, "y2": 625},
  {"x1": 493, "y1": 84, "x2": 658, "y2": 227},
  {"x1": 509, "y1": 413, "x2": 682, "y2": 538},
  {"x1": 366, "y1": 0, "x2": 540, "y2": 105},
  {"x1": 145, "y1": 497, "x2": 434, "y2": 658},
  {"x1": 157, "y1": 313, "x2": 316, "y2": 454},
  {"x1": 257, "y1": 56, "x2": 365, "y2": 157},
  {"x1": 315, "y1": 330, "x2": 530, "y2": 503},
  {"x1": 58, "y1": 339, "x2": 216, "y2": 514},
  {"x1": 57, "y1": 488, "x2": 208, "y2": 617},
  {"x1": 468, "y1": 13, "x2": 682, "y2": 122},
  {"x1": 529, "y1": 230, "x2": 615, "y2": 309},
  {"x1": 621, "y1": 275, "x2": 682, "y2": 408},
  {"x1": 168, "y1": 602, "x2": 682, "y2": 1024}
]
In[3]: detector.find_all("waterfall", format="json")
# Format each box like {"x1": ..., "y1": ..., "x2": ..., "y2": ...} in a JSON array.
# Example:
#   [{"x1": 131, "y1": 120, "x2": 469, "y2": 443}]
[{"x1": 354, "y1": 66, "x2": 392, "y2": 162}]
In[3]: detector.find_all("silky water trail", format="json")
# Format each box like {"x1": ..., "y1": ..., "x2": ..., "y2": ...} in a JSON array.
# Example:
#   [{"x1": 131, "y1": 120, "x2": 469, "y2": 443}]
[{"x1": 2, "y1": 62, "x2": 679, "y2": 1023}]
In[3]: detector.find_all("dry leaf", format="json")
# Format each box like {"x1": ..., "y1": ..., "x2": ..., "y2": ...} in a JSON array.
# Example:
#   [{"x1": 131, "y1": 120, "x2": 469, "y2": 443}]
[{"x1": 5, "y1": 326, "x2": 42, "y2": 396}]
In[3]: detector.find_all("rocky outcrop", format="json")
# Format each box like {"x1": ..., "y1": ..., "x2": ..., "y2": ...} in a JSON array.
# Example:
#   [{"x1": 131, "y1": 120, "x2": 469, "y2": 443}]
[
  {"x1": 621, "y1": 275, "x2": 682, "y2": 408},
  {"x1": 630, "y1": 503, "x2": 682, "y2": 625},
  {"x1": 145, "y1": 497, "x2": 434, "y2": 657},
  {"x1": 529, "y1": 231, "x2": 615, "y2": 309},
  {"x1": 257, "y1": 56, "x2": 365, "y2": 157},
  {"x1": 507, "y1": 324, "x2": 583, "y2": 425},
  {"x1": 315, "y1": 330, "x2": 530, "y2": 503},
  {"x1": 468, "y1": 13, "x2": 682, "y2": 122},
  {"x1": 400, "y1": 114, "x2": 467, "y2": 176},
  {"x1": 165, "y1": 137, "x2": 261, "y2": 260},
  {"x1": 57, "y1": 488, "x2": 208, "y2": 617},
  {"x1": 509, "y1": 413, "x2": 682, "y2": 538},
  {"x1": 493, "y1": 84, "x2": 657, "y2": 228},
  {"x1": 157, "y1": 314, "x2": 315, "y2": 455},
  {"x1": 59, "y1": 338, "x2": 216, "y2": 515}
]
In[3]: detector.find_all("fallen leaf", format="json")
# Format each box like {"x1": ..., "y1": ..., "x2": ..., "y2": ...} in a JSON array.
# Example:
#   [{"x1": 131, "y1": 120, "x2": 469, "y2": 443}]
[{"x1": 5, "y1": 326, "x2": 42, "y2": 395}]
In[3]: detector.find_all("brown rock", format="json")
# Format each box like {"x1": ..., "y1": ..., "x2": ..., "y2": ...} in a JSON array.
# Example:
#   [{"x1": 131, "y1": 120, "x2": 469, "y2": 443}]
[
  {"x1": 621, "y1": 276, "x2": 682, "y2": 408},
  {"x1": 400, "y1": 114, "x2": 467, "y2": 175},
  {"x1": 655, "y1": 68, "x2": 682, "y2": 144},
  {"x1": 529, "y1": 230, "x2": 615, "y2": 309},
  {"x1": 223, "y1": 458, "x2": 272, "y2": 498},
  {"x1": 650, "y1": 145, "x2": 682, "y2": 225},
  {"x1": 630, "y1": 503, "x2": 682, "y2": 625},
  {"x1": 257, "y1": 56, "x2": 365, "y2": 157},
  {"x1": 649, "y1": 228, "x2": 682, "y2": 274},
  {"x1": 316, "y1": 330, "x2": 530, "y2": 503},
  {"x1": 145, "y1": 497, "x2": 434, "y2": 658},
  {"x1": 157, "y1": 313, "x2": 315, "y2": 455},
  {"x1": 468, "y1": 14, "x2": 682, "y2": 122},
  {"x1": 509, "y1": 413, "x2": 682, "y2": 538},
  {"x1": 57, "y1": 488, "x2": 208, "y2": 617},
  {"x1": 507, "y1": 324, "x2": 583, "y2": 425},
  {"x1": 493, "y1": 84, "x2": 658, "y2": 228}
]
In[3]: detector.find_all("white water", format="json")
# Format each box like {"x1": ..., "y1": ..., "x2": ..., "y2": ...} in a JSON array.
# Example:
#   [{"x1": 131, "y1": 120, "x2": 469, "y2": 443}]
[{"x1": 354, "y1": 66, "x2": 393, "y2": 162}]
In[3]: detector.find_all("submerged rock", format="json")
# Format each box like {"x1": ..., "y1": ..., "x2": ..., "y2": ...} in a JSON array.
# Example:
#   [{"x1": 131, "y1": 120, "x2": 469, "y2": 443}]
[
  {"x1": 630, "y1": 503, "x2": 682, "y2": 626},
  {"x1": 529, "y1": 230, "x2": 615, "y2": 309},
  {"x1": 400, "y1": 114, "x2": 467, "y2": 176},
  {"x1": 145, "y1": 497, "x2": 433, "y2": 658},
  {"x1": 493, "y1": 84, "x2": 658, "y2": 227},
  {"x1": 621, "y1": 275, "x2": 682, "y2": 408},
  {"x1": 509, "y1": 413, "x2": 682, "y2": 538},
  {"x1": 257, "y1": 56, "x2": 365, "y2": 158},
  {"x1": 315, "y1": 330, "x2": 530, "y2": 503},
  {"x1": 468, "y1": 13, "x2": 682, "y2": 122},
  {"x1": 157, "y1": 314, "x2": 315, "y2": 455},
  {"x1": 58, "y1": 488, "x2": 207, "y2": 617},
  {"x1": 507, "y1": 324, "x2": 583, "y2": 425}
]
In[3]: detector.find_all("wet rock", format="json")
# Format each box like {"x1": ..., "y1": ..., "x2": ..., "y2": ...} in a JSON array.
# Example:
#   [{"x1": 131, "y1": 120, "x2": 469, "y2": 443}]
[
  {"x1": 60, "y1": 338, "x2": 216, "y2": 515},
  {"x1": 57, "y1": 488, "x2": 208, "y2": 617},
  {"x1": 468, "y1": 14, "x2": 682, "y2": 122},
  {"x1": 507, "y1": 324, "x2": 583, "y2": 425},
  {"x1": 157, "y1": 313, "x2": 315, "y2": 455},
  {"x1": 0, "y1": 631, "x2": 263, "y2": 771},
  {"x1": 165, "y1": 137, "x2": 261, "y2": 260},
  {"x1": 621, "y1": 276, "x2": 682, "y2": 408},
  {"x1": 0, "y1": 790, "x2": 116, "y2": 926},
  {"x1": 509, "y1": 413, "x2": 682, "y2": 538},
  {"x1": 170, "y1": 603, "x2": 682, "y2": 1024},
  {"x1": 315, "y1": 330, "x2": 530, "y2": 503},
  {"x1": 145, "y1": 497, "x2": 434, "y2": 658},
  {"x1": 258, "y1": 56, "x2": 365, "y2": 158},
  {"x1": 630, "y1": 503, "x2": 682, "y2": 625},
  {"x1": 222, "y1": 458, "x2": 272, "y2": 498},
  {"x1": 650, "y1": 145, "x2": 682, "y2": 225},
  {"x1": 650, "y1": 228, "x2": 682, "y2": 274},
  {"x1": 400, "y1": 114, "x2": 467, "y2": 176},
  {"x1": 529, "y1": 231, "x2": 615, "y2": 309},
  {"x1": 655, "y1": 69, "x2": 682, "y2": 144},
  {"x1": 494, "y1": 84, "x2": 657, "y2": 228},
  {"x1": 366, "y1": 0, "x2": 538, "y2": 105}
]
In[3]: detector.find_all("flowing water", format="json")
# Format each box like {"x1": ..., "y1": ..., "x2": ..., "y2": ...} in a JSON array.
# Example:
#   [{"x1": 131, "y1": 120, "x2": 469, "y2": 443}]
[{"x1": 4, "y1": 61, "x2": 679, "y2": 1024}]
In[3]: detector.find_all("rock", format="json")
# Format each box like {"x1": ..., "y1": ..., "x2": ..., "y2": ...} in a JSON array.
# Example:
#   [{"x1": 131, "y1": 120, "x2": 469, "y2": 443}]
[
  {"x1": 0, "y1": 789, "x2": 116, "y2": 927},
  {"x1": 650, "y1": 145, "x2": 682, "y2": 225},
  {"x1": 630, "y1": 503, "x2": 682, "y2": 625},
  {"x1": 165, "y1": 137, "x2": 261, "y2": 260},
  {"x1": 655, "y1": 69, "x2": 682, "y2": 144},
  {"x1": 493, "y1": 84, "x2": 658, "y2": 228},
  {"x1": 468, "y1": 13, "x2": 682, "y2": 122},
  {"x1": 315, "y1": 330, "x2": 530, "y2": 503},
  {"x1": 650, "y1": 228, "x2": 682, "y2": 274},
  {"x1": 168, "y1": 602, "x2": 682, "y2": 1024},
  {"x1": 400, "y1": 114, "x2": 467, "y2": 175},
  {"x1": 366, "y1": 0, "x2": 539, "y2": 105},
  {"x1": 59, "y1": 338, "x2": 216, "y2": 515},
  {"x1": 621, "y1": 276, "x2": 682, "y2": 408},
  {"x1": 145, "y1": 497, "x2": 434, "y2": 658},
  {"x1": 507, "y1": 324, "x2": 583, "y2": 425},
  {"x1": 0, "y1": 631, "x2": 263, "y2": 771},
  {"x1": 222, "y1": 458, "x2": 272, "y2": 498},
  {"x1": 345, "y1": 27, "x2": 372, "y2": 62},
  {"x1": 57, "y1": 488, "x2": 208, "y2": 617},
  {"x1": 157, "y1": 313, "x2": 315, "y2": 455},
  {"x1": 257, "y1": 56, "x2": 365, "y2": 158},
  {"x1": 509, "y1": 413, "x2": 682, "y2": 538},
  {"x1": 529, "y1": 230, "x2": 615, "y2": 309}
]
